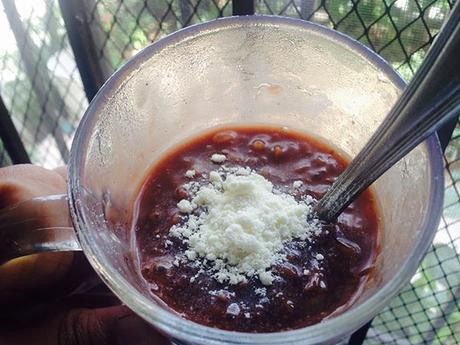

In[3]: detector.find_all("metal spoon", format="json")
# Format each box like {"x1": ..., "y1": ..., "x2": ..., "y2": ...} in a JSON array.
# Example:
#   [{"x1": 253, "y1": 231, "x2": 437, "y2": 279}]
[{"x1": 314, "y1": 2, "x2": 460, "y2": 222}]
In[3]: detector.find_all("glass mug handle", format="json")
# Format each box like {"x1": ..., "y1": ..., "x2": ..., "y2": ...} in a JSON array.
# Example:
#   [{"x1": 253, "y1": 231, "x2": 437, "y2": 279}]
[{"x1": 0, "y1": 194, "x2": 81, "y2": 265}]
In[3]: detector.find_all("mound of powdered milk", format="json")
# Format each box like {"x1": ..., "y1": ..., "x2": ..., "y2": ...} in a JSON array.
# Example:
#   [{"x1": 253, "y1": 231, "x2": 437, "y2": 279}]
[{"x1": 169, "y1": 161, "x2": 322, "y2": 286}]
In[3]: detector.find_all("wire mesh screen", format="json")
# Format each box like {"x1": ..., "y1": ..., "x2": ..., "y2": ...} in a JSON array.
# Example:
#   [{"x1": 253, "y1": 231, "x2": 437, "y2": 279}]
[
  {"x1": 0, "y1": 0, "x2": 459, "y2": 344},
  {"x1": 257, "y1": 0, "x2": 454, "y2": 81},
  {"x1": 0, "y1": 0, "x2": 88, "y2": 168},
  {"x1": 85, "y1": 0, "x2": 232, "y2": 76}
]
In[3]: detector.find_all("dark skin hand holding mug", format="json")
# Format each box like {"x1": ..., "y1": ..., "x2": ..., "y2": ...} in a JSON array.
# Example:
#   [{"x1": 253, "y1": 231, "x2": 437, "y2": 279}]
[{"x1": 0, "y1": 164, "x2": 167, "y2": 345}]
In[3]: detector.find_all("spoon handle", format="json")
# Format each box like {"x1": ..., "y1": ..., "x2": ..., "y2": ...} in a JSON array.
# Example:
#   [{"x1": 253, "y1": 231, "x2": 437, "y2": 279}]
[{"x1": 315, "y1": 2, "x2": 460, "y2": 222}]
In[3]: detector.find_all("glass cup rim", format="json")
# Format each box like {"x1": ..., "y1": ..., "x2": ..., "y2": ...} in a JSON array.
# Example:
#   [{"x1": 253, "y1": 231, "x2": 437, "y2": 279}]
[{"x1": 68, "y1": 15, "x2": 444, "y2": 344}]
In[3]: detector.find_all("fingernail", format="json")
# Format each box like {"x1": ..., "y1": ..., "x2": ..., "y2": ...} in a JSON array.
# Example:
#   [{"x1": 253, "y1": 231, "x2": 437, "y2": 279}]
[{"x1": 115, "y1": 313, "x2": 170, "y2": 345}]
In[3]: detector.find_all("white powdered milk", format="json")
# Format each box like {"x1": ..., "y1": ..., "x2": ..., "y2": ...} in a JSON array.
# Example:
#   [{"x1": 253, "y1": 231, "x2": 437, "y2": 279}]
[{"x1": 170, "y1": 163, "x2": 322, "y2": 285}]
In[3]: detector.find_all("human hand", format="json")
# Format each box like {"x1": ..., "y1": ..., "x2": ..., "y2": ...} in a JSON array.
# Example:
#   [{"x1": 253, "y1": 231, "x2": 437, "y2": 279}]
[{"x1": 0, "y1": 164, "x2": 168, "y2": 345}]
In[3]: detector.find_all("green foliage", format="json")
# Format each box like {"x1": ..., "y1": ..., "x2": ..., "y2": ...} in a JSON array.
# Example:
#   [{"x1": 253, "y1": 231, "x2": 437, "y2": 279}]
[
  {"x1": 0, "y1": 1, "x2": 70, "y2": 159},
  {"x1": 260, "y1": 0, "x2": 451, "y2": 81},
  {"x1": 94, "y1": 0, "x2": 452, "y2": 78},
  {"x1": 94, "y1": 0, "x2": 231, "y2": 70},
  {"x1": 1, "y1": 53, "x2": 42, "y2": 142},
  {"x1": 326, "y1": 0, "x2": 450, "y2": 79}
]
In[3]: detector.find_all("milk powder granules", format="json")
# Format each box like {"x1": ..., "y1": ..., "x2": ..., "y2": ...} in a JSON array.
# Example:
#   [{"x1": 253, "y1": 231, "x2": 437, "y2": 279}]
[{"x1": 170, "y1": 160, "x2": 322, "y2": 285}]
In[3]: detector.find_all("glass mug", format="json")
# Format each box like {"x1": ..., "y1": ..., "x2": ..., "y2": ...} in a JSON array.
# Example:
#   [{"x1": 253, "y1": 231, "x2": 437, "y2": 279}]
[{"x1": 0, "y1": 16, "x2": 444, "y2": 345}]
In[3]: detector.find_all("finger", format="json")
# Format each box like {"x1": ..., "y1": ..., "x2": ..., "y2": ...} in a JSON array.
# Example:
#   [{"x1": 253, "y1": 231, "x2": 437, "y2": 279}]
[
  {"x1": 0, "y1": 306, "x2": 169, "y2": 345},
  {"x1": 0, "y1": 253, "x2": 73, "y2": 304},
  {"x1": 0, "y1": 164, "x2": 66, "y2": 207},
  {"x1": 0, "y1": 164, "x2": 73, "y2": 302},
  {"x1": 53, "y1": 166, "x2": 68, "y2": 181}
]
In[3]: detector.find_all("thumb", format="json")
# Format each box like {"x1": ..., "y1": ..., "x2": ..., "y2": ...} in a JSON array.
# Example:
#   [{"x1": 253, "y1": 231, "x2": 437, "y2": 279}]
[{"x1": 0, "y1": 305, "x2": 169, "y2": 345}]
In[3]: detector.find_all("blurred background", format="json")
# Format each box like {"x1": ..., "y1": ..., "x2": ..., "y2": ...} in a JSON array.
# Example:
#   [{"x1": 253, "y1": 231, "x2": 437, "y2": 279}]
[{"x1": 0, "y1": 0, "x2": 458, "y2": 344}]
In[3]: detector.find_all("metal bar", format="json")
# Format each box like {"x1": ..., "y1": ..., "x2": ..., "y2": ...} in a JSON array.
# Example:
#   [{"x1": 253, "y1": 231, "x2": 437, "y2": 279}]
[
  {"x1": 0, "y1": 96, "x2": 30, "y2": 164},
  {"x1": 347, "y1": 320, "x2": 373, "y2": 345},
  {"x1": 58, "y1": 0, "x2": 107, "y2": 101},
  {"x1": 437, "y1": 117, "x2": 458, "y2": 152},
  {"x1": 232, "y1": 0, "x2": 255, "y2": 15}
]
